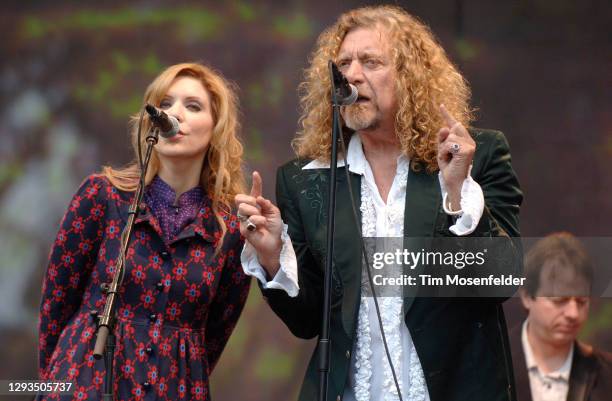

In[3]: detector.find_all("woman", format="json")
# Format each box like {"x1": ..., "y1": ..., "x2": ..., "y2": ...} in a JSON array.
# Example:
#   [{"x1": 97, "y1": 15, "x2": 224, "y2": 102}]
[{"x1": 38, "y1": 62, "x2": 251, "y2": 400}]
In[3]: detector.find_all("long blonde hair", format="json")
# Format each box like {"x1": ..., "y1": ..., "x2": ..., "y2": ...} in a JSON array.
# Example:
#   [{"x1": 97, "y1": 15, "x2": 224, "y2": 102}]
[
  {"x1": 293, "y1": 5, "x2": 474, "y2": 173},
  {"x1": 102, "y1": 62, "x2": 245, "y2": 242}
]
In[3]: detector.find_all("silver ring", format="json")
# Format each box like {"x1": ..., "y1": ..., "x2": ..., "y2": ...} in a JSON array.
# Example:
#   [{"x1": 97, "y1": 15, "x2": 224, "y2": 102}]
[
  {"x1": 450, "y1": 143, "x2": 461, "y2": 154},
  {"x1": 246, "y1": 219, "x2": 257, "y2": 232},
  {"x1": 236, "y1": 212, "x2": 248, "y2": 222}
]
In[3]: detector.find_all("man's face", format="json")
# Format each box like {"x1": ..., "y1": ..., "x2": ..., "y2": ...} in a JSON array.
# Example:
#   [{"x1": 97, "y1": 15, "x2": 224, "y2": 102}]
[
  {"x1": 521, "y1": 264, "x2": 591, "y2": 348},
  {"x1": 337, "y1": 26, "x2": 398, "y2": 132}
]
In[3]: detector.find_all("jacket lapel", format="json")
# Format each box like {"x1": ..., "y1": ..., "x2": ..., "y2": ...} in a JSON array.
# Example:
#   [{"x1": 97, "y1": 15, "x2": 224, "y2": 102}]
[
  {"x1": 318, "y1": 166, "x2": 363, "y2": 337},
  {"x1": 567, "y1": 342, "x2": 597, "y2": 401},
  {"x1": 403, "y1": 167, "x2": 440, "y2": 314}
]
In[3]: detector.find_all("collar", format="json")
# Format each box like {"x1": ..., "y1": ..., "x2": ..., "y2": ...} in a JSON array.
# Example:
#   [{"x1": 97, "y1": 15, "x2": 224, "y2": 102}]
[
  {"x1": 522, "y1": 319, "x2": 574, "y2": 381},
  {"x1": 134, "y1": 199, "x2": 218, "y2": 245},
  {"x1": 147, "y1": 175, "x2": 204, "y2": 208},
  {"x1": 301, "y1": 133, "x2": 408, "y2": 176},
  {"x1": 133, "y1": 176, "x2": 216, "y2": 244}
]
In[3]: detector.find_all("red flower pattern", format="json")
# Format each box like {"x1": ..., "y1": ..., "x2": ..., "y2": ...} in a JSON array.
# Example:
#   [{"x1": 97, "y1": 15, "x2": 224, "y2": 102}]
[{"x1": 37, "y1": 175, "x2": 250, "y2": 401}]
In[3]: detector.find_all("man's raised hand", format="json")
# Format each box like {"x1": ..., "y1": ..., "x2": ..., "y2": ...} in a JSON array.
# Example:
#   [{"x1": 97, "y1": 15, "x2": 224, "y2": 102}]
[{"x1": 436, "y1": 104, "x2": 476, "y2": 210}]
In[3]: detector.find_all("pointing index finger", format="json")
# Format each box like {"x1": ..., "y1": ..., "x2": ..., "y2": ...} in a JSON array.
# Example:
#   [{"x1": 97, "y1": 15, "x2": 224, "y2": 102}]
[
  {"x1": 439, "y1": 104, "x2": 458, "y2": 128},
  {"x1": 437, "y1": 127, "x2": 450, "y2": 144},
  {"x1": 250, "y1": 171, "x2": 263, "y2": 198}
]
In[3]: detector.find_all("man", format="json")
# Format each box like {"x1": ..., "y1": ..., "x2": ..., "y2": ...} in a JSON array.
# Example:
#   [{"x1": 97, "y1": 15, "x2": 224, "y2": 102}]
[
  {"x1": 512, "y1": 233, "x2": 612, "y2": 401},
  {"x1": 236, "y1": 5, "x2": 522, "y2": 401}
]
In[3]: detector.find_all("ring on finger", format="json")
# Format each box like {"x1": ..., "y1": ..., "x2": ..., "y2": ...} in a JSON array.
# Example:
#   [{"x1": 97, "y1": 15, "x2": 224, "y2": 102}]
[
  {"x1": 450, "y1": 143, "x2": 461, "y2": 154},
  {"x1": 246, "y1": 219, "x2": 257, "y2": 232}
]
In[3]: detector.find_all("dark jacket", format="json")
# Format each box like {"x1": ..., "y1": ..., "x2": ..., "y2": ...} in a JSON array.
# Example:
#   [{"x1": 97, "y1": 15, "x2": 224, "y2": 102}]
[
  {"x1": 510, "y1": 324, "x2": 612, "y2": 401},
  {"x1": 262, "y1": 129, "x2": 523, "y2": 401}
]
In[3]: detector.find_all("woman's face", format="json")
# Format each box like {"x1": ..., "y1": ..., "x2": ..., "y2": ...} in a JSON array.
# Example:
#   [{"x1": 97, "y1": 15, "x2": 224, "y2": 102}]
[{"x1": 154, "y1": 75, "x2": 215, "y2": 164}]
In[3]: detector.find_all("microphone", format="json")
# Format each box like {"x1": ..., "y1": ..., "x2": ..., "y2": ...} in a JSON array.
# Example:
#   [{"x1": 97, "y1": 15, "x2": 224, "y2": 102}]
[
  {"x1": 329, "y1": 61, "x2": 358, "y2": 105},
  {"x1": 144, "y1": 104, "x2": 179, "y2": 138}
]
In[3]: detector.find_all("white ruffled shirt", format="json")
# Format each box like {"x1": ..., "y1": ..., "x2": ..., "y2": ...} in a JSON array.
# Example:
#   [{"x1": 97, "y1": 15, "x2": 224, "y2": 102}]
[{"x1": 241, "y1": 133, "x2": 485, "y2": 401}]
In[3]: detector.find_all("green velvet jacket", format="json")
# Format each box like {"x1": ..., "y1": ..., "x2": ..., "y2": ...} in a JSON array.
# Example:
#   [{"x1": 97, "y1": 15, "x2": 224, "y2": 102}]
[{"x1": 262, "y1": 129, "x2": 523, "y2": 401}]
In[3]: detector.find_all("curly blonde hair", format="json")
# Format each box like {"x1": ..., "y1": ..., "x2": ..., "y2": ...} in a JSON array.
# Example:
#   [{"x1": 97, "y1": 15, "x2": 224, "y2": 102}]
[
  {"x1": 293, "y1": 5, "x2": 474, "y2": 172},
  {"x1": 102, "y1": 62, "x2": 245, "y2": 242}
]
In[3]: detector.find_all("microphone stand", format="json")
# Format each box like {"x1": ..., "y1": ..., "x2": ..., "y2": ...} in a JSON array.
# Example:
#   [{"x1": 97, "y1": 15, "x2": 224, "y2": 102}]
[
  {"x1": 92, "y1": 123, "x2": 160, "y2": 401},
  {"x1": 318, "y1": 60, "x2": 344, "y2": 401}
]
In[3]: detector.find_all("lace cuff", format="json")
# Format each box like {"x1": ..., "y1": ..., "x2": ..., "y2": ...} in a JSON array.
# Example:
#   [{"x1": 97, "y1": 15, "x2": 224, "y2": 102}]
[
  {"x1": 240, "y1": 223, "x2": 299, "y2": 297},
  {"x1": 438, "y1": 170, "x2": 484, "y2": 236}
]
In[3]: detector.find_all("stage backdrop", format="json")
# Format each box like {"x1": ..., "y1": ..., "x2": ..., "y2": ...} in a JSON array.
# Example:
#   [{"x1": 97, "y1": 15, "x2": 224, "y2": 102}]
[{"x1": 0, "y1": 1, "x2": 610, "y2": 400}]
